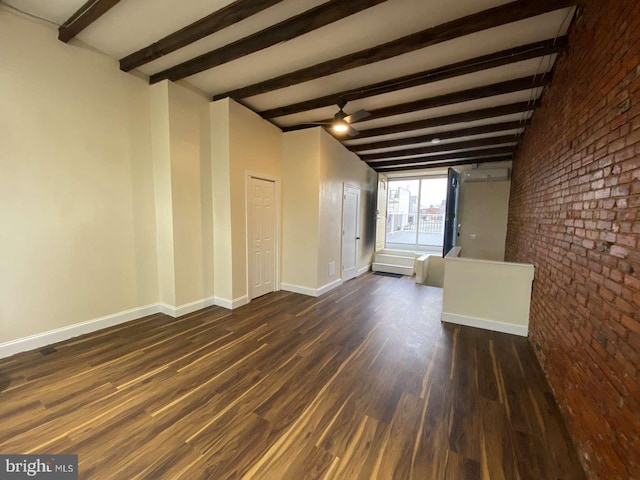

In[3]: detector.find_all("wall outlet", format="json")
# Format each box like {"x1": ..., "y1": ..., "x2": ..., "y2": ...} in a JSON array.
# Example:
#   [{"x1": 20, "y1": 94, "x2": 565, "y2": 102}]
[
  {"x1": 328, "y1": 261, "x2": 336, "y2": 276},
  {"x1": 469, "y1": 233, "x2": 477, "y2": 240}
]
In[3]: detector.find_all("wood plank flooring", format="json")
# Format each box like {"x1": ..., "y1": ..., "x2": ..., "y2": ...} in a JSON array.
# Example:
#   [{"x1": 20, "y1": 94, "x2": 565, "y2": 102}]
[{"x1": 0, "y1": 273, "x2": 585, "y2": 479}]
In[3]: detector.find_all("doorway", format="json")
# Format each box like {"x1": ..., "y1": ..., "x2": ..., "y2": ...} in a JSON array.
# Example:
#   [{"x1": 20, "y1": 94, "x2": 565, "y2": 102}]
[
  {"x1": 248, "y1": 176, "x2": 277, "y2": 300},
  {"x1": 443, "y1": 168, "x2": 461, "y2": 256},
  {"x1": 342, "y1": 184, "x2": 360, "y2": 282}
]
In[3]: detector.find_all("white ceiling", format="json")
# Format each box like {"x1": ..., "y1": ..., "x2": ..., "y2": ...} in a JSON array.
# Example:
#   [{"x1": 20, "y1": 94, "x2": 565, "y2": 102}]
[{"x1": 3, "y1": 0, "x2": 577, "y2": 172}]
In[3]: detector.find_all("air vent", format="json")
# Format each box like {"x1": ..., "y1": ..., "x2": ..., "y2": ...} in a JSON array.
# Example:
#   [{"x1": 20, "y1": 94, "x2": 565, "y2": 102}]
[{"x1": 463, "y1": 168, "x2": 510, "y2": 183}]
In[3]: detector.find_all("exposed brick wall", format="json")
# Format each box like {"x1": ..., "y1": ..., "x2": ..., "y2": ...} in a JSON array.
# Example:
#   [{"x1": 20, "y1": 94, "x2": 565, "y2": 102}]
[{"x1": 505, "y1": 1, "x2": 640, "y2": 478}]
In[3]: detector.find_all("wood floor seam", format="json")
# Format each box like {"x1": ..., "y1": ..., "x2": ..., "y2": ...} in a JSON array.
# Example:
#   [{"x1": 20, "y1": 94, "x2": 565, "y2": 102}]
[{"x1": 0, "y1": 274, "x2": 585, "y2": 479}]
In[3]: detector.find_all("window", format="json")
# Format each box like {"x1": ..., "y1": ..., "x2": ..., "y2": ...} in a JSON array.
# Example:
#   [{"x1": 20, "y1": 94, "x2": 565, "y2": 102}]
[{"x1": 386, "y1": 177, "x2": 447, "y2": 251}]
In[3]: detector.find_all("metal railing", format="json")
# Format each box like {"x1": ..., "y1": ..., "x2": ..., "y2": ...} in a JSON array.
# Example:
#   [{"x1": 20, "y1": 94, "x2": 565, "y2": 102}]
[{"x1": 386, "y1": 213, "x2": 444, "y2": 234}]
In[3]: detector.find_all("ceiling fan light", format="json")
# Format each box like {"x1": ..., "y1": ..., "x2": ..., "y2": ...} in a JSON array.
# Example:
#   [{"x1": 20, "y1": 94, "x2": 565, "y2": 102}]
[{"x1": 333, "y1": 122, "x2": 349, "y2": 133}]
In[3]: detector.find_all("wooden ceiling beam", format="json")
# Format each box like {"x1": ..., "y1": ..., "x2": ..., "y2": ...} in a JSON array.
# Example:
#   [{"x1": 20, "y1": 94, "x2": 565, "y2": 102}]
[
  {"x1": 120, "y1": 0, "x2": 286, "y2": 72},
  {"x1": 367, "y1": 147, "x2": 515, "y2": 168},
  {"x1": 360, "y1": 136, "x2": 518, "y2": 161},
  {"x1": 150, "y1": 0, "x2": 388, "y2": 84},
  {"x1": 349, "y1": 120, "x2": 529, "y2": 152},
  {"x1": 350, "y1": 101, "x2": 539, "y2": 139},
  {"x1": 289, "y1": 75, "x2": 549, "y2": 131},
  {"x1": 372, "y1": 155, "x2": 513, "y2": 172},
  {"x1": 261, "y1": 37, "x2": 566, "y2": 119},
  {"x1": 212, "y1": 0, "x2": 575, "y2": 100},
  {"x1": 58, "y1": 0, "x2": 121, "y2": 42}
]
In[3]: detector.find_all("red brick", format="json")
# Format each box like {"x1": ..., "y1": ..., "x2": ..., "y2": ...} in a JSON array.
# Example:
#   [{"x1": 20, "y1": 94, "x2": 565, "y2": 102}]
[{"x1": 504, "y1": 1, "x2": 640, "y2": 478}]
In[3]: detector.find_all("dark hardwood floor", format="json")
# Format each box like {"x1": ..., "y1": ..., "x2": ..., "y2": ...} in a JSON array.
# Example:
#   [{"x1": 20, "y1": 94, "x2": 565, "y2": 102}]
[{"x1": 0, "y1": 273, "x2": 584, "y2": 479}]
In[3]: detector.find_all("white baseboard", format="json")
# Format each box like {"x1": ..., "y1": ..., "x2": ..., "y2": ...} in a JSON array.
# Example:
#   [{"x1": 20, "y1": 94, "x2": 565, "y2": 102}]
[
  {"x1": 213, "y1": 295, "x2": 249, "y2": 310},
  {"x1": 0, "y1": 293, "x2": 255, "y2": 359},
  {"x1": 281, "y1": 283, "x2": 319, "y2": 297},
  {"x1": 317, "y1": 278, "x2": 343, "y2": 296},
  {"x1": 281, "y1": 278, "x2": 343, "y2": 298},
  {"x1": 357, "y1": 264, "x2": 372, "y2": 276},
  {"x1": 0, "y1": 303, "x2": 160, "y2": 359},
  {"x1": 441, "y1": 312, "x2": 528, "y2": 337},
  {"x1": 159, "y1": 296, "x2": 217, "y2": 317}
]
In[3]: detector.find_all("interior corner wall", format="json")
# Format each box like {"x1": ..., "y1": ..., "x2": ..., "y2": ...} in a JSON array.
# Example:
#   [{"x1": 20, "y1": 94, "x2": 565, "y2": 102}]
[
  {"x1": 0, "y1": 12, "x2": 158, "y2": 343},
  {"x1": 210, "y1": 98, "x2": 233, "y2": 303},
  {"x1": 150, "y1": 82, "x2": 176, "y2": 307},
  {"x1": 150, "y1": 81, "x2": 213, "y2": 309},
  {"x1": 504, "y1": 1, "x2": 640, "y2": 477},
  {"x1": 318, "y1": 130, "x2": 377, "y2": 288},
  {"x1": 167, "y1": 82, "x2": 213, "y2": 307},
  {"x1": 211, "y1": 99, "x2": 282, "y2": 304},
  {"x1": 282, "y1": 129, "x2": 321, "y2": 291},
  {"x1": 228, "y1": 100, "x2": 282, "y2": 302}
]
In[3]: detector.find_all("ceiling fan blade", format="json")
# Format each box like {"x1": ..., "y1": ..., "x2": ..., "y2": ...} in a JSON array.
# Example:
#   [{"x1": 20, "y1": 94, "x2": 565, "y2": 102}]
[
  {"x1": 327, "y1": 123, "x2": 359, "y2": 137},
  {"x1": 346, "y1": 124, "x2": 360, "y2": 137},
  {"x1": 343, "y1": 109, "x2": 371, "y2": 124}
]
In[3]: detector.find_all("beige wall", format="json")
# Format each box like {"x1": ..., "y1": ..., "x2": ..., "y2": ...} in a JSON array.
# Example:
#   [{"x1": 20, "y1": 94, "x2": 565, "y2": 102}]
[
  {"x1": 210, "y1": 99, "x2": 282, "y2": 303},
  {"x1": 282, "y1": 129, "x2": 321, "y2": 290},
  {"x1": 150, "y1": 82, "x2": 175, "y2": 306},
  {"x1": 151, "y1": 81, "x2": 213, "y2": 308},
  {"x1": 318, "y1": 130, "x2": 377, "y2": 288},
  {"x1": 229, "y1": 100, "x2": 282, "y2": 300},
  {"x1": 442, "y1": 257, "x2": 534, "y2": 336},
  {"x1": 209, "y1": 99, "x2": 233, "y2": 302},
  {"x1": 0, "y1": 13, "x2": 158, "y2": 343},
  {"x1": 281, "y1": 128, "x2": 376, "y2": 292},
  {"x1": 456, "y1": 166, "x2": 511, "y2": 261},
  {"x1": 0, "y1": 13, "x2": 377, "y2": 348}
]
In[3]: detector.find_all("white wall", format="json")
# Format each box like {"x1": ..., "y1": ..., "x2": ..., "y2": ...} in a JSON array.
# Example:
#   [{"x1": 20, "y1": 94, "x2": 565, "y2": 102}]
[{"x1": 0, "y1": 13, "x2": 158, "y2": 343}]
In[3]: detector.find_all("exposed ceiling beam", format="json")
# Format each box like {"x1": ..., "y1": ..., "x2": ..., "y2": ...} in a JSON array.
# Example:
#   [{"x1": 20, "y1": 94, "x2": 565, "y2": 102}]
[
  {"x1": 372, "y1": 156, "x2": 513, "y2": 172},
  {"x1": 288, "y1": 75, "x2": 549, "y2": 131},
  {"x1": 282, "y1": 100, "x2": 538, "y2": 134},
  {"x1": 367, "y1": 147, "x2": 515, "y2": 168},
  {"x1": 346, "y1": 101, "x2": 539, "y2": 139},
  {"x1": 150, "y1": 0, "x2": 388, "y2": 84},
  {"x1": 359, "y1": 136, "x2": 519, "y2": 161},
  {"x1": 260, "y1": 38, "x2": 566, "y2": 119},
  {"x1": 349, "y1": 120, "x2": 530, "y2": 152},
  {"x1": 58, "y1": 0, "x2": 121, "y2": 42},
  {"x1": 212, "y1": 0, "x2": 575, "y2": 100},
  {"x1": 120, "y1": 0, "x2": 286, "y2": 72}
]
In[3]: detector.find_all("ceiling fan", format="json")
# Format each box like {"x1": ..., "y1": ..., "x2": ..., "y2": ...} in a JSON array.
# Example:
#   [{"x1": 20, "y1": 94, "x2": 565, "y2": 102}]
[{"x1": 311, "y1": 100, "x2": 371, "y2": 137}]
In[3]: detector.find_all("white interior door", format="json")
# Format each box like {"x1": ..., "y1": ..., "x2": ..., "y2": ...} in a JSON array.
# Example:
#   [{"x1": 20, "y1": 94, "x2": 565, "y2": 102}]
[
  {"x1": 375, "y1": 173, "x2": 387, "y2": 251},
  {"x1": 249, "y1": 177, "x2": 275, "y2": 299},
  {"x1": 342, "y1": 184, "x2": 360, "y2": 282}
]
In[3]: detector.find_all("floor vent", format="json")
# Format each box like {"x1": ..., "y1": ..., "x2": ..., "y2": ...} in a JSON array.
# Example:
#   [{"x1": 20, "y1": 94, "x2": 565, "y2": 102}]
[
  {"x1": 374, "y1": 271, "x2": 403, "y2": 278},
  {"x1": 40, "y1": 346, "x2": 57, "y2": 355}
]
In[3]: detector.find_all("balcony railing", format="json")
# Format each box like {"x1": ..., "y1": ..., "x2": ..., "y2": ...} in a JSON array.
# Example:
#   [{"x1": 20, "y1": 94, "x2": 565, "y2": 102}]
[
  {"x1": 386, "y1": 213, "x2": 444, "y2": 234},
  {"x1": 386, "y1": 213, "x2": 445, "y2": 248}
]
